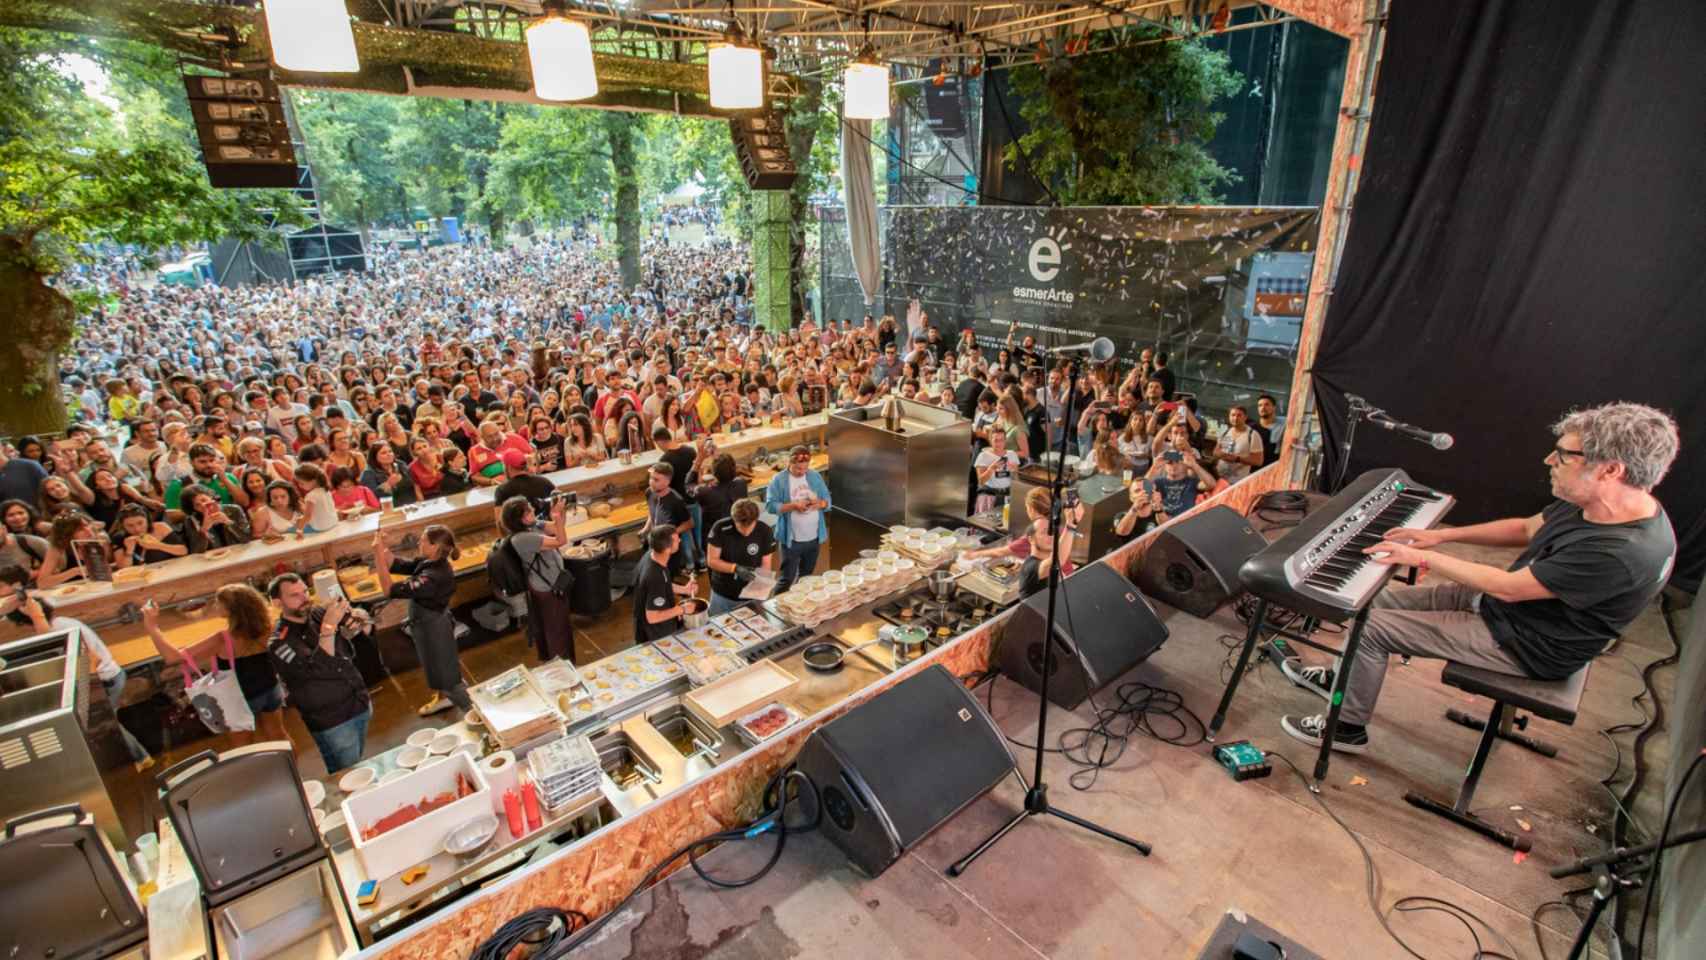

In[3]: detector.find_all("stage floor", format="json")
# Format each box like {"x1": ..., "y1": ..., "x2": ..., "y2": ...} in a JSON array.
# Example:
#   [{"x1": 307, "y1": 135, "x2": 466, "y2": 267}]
[{"x1": 569, "y1": 541, "x2": 1680, "y2": 960}]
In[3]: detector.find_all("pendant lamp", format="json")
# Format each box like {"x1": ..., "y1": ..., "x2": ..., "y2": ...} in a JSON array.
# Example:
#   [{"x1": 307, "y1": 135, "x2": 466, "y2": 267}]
[
  {"x1": 263, "y1": 0, "x2": 360, "y2": 73},
  {"x1": 527, "y1": 0, "x2": 598, "y2": 102}
]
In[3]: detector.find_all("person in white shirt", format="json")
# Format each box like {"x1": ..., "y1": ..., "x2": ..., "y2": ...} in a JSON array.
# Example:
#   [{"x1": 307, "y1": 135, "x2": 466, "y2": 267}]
[
  {"x1": 974, "y1": 429, "x2": 1021, "y2": 514},
  {"x1": 1213, "y1": 405, "x2": 1263, "y2": 483},
  {"x1": 764, "y1": 445, "x2": 830, "y2": 593}
]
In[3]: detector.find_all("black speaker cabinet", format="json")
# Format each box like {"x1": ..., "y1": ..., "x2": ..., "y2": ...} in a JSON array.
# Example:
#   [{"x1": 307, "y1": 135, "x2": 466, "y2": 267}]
[
  {"x1": 794, "y1": 664, "x2": 1015, "y2": 878},
  {"x1": 729, "y1": 111, "x2": 797, "y2": 191},
  {"x1": 997, "y1": 563, "x2": 1168, "y2": 710},
  {"x1": 1135, "y1": 505, "x2": 1267, "y2": 618}
]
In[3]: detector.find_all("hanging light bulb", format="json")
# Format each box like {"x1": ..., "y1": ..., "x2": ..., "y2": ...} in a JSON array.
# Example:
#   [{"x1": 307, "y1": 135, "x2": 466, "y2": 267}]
[
  {"x1": 527, "y1": 0, "x2": 598, "y2": 102},
  {"x1": 843, "y1": 46, "x2": 889, "y2": 120},
  {"x1": 263, "y1": 0, "x2": 360, "y2": 73},
  {"x1": 708, "y1": 24, "x2": 764, "y2": 110}
]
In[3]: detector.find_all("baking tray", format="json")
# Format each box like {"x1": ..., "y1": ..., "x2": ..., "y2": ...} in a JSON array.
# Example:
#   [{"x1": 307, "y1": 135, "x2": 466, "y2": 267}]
[{"x1": 684, "y1": 660, "x2": 798, "y2": 728}]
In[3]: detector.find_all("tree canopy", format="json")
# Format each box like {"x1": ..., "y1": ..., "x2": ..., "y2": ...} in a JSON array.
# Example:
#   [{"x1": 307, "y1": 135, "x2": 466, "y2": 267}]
[{"x1": 1005, "y1": 30, "x2": 1244, "y2": 205}]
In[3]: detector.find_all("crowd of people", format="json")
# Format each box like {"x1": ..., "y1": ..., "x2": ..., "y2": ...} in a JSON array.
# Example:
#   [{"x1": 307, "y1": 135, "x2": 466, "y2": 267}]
[{"x1": 0, "y1": 236, "x2": 1293, "y2": 771}]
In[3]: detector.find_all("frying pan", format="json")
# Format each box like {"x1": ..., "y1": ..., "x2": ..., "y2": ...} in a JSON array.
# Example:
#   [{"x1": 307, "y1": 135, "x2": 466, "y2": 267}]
[{"x1": 802, "y1": 636, "x2": 886, "y2": 672}]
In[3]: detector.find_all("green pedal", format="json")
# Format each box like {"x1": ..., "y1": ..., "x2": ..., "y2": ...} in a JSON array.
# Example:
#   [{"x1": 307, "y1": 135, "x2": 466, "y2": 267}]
[{"x1": 1212, "y1": 740, "x2": 1272, "y2": 782}]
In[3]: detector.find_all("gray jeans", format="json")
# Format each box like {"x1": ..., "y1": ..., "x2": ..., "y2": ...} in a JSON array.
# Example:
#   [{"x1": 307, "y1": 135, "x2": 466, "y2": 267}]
[{"x1": 1341, "y1": 582, "x2": 1528, "y2": 726}]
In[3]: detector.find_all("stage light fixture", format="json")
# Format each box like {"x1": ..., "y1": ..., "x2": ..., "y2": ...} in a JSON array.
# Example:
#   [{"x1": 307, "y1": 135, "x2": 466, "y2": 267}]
[
  {"x1": 708, "y1": 26, "x2": 764, "y2": 110},
  {"x1": 527, "y1": 0, "x2": 598, "y2": 102},
  {"x1": 843, "y1": 48, "x2": 889, "y2": 120},
  {"x1": 263, "y1": 0, "x2": 360, "y2": 73}
]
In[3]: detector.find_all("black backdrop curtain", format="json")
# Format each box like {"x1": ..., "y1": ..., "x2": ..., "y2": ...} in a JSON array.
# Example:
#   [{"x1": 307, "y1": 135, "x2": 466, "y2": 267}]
[{"x1": 1313, "y1": 0, "x2": 1706, "y2": 590}]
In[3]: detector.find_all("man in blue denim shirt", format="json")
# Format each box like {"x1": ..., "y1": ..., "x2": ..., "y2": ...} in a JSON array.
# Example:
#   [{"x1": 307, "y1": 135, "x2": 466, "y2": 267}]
[{"x1": 765, "y1": 445, "x2": 830, "y2": 593}]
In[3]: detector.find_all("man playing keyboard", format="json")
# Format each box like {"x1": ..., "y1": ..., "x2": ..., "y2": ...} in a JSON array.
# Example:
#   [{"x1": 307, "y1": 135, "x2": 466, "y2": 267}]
[{"x1": 1281, "y1": 402, "x2": 1678, "y2": 753}]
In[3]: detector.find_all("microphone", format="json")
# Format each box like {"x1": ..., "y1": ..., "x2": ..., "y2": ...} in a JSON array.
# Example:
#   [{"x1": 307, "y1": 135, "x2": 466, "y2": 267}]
[
  {"x1": 1048, "y1": 337, "x2": 1116, "y2": 363},
  {"x1": 1371, "y1": 416, "x2": 1454, "y2": 450}
]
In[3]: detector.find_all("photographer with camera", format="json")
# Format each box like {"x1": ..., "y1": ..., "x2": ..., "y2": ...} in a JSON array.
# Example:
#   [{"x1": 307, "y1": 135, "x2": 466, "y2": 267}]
[{"x1": 266, "y1": 573, "x2": 372, "y2": 773}]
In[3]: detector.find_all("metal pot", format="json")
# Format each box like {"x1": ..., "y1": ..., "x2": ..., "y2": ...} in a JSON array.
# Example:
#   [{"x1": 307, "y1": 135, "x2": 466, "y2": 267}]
[
  {"x1": 679, "y1": 598, "x2": 708, "y2": 628},
  {"x1": 925, "y1": 567, "x2": 974, "y2": 602}
]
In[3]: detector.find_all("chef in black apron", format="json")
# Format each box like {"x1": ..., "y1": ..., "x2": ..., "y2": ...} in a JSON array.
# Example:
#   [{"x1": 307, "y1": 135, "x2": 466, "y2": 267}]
[{"x1": 374, "y1": 525, "x2": 470, "y2": 717}]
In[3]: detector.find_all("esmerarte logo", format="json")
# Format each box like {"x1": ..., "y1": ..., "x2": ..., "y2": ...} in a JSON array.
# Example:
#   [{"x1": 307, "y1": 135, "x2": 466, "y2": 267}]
[
  {"x1": 1028, "y1": 228, "x2": 1068, "y2": 282},
  {"x1": 1014, "y1": 226, "x2": 1075, "y2": 306}
]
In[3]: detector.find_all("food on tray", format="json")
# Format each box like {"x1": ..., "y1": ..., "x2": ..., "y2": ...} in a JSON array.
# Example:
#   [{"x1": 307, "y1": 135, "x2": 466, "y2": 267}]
[
  {"x1": 360, "y1": 773, "x2": 477, "y2": 841},
  {"x1": 740, "y1": 704, "x2": 795, "y2": 740}
]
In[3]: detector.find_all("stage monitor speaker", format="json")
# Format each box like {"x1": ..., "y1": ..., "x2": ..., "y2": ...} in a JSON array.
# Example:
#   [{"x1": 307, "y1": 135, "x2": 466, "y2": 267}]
[
  {"x1": 997, "y1": 563, "x2": 1168, "y2": 710},
  {"x1": 1135, "y1": 505, "x2": 1267, "y2": 618},
  {"x1": 794, "y1": 664, "x2": 1015, "y2": 878},
  {"x1": 729, "y1": 112, "x2": 797, "y2": 191}
]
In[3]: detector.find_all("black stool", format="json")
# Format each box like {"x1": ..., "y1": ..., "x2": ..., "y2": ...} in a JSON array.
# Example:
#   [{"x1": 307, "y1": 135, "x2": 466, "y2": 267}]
[{"x1": 1403, "y1": 660, "x2": 1590, "y2": 851}]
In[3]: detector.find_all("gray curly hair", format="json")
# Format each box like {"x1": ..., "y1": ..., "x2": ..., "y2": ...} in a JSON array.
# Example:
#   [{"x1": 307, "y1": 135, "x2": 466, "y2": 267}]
[{"x1": 1552, "y1": 402, "x2": 1679, "y2": 490}]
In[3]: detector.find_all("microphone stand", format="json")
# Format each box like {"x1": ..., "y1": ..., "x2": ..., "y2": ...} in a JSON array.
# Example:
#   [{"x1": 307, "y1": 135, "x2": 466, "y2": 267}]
[
  {"x1": 948, "y1": 354, "x2": 1152, "y2": 877},
  {"x1": 1549, "y1": 828, "x2": 1706, "y2": 960}
]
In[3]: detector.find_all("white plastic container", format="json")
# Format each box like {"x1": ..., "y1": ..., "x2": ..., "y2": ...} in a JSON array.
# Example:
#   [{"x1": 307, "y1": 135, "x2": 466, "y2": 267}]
[{"x1": 341, "y1": 752, "x2": 489, "y2": 882}]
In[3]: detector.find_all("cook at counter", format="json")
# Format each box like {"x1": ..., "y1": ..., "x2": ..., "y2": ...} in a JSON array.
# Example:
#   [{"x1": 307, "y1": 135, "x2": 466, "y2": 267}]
[
  {"x1": 705, "y1": 498, "x2": 774, "y2": 616},
  {"x1": 266, "y1": 573, "x2": 372, "y2": 773},
  {"x1": 633, "y1": 526, "x2": 695, "y2": 645}
]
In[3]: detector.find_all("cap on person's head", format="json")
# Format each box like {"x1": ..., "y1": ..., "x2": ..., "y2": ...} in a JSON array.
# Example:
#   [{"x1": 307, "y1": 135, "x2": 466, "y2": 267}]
[{"x1": 501, "y1": 449, "x2": 527, "y2": 471}]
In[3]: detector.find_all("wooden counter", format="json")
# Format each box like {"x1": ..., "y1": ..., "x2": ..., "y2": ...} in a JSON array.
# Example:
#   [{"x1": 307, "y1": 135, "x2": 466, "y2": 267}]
[{"x1": 9, "y1": 417, "x2": 827, "y2": 637}]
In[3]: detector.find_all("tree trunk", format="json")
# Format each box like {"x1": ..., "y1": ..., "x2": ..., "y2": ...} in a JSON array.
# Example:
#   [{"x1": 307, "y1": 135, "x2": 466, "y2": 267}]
[
  {"x1": 604, "y1": 113, "x2": 642, "y2": 289},
  {"x1": 0, "y1": 238, "x2": 74, "y2": 436},
  {"x1": 785, "y1": 81, "x2": 825, "y2": 326}
]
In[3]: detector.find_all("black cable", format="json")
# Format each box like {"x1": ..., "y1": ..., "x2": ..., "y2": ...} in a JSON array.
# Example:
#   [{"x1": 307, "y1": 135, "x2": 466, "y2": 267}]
[
  {"x1": 1248, "y1": 489, "x2": 1310, "y2": 529},
  {"x1": 1633, "y1": 749, "x2": 1706, "y2": 959},
  {"x1": 468, "y1": 907, "x2": 586, "y2": 960},
  {"x1": 1530, "y1": 898, "x2": 1585, "y2": 960},
  {"x1": 542, "y1": 767, "x2": 821, "y2": 956},
  {"x1": 1264, "y1": 749, "x2": 1518, "y2": 960}
]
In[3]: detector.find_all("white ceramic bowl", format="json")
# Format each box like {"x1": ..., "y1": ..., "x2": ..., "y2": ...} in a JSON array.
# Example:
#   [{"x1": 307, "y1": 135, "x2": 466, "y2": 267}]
[
  {"x1": 379, "y1": 768, "x2": 411, "y2": 785},
  {"x1": 807, "y1": 589, "x2": 830, "y2": 605},
  {"x1": 428, "y1": 733, "x2": 461, "y2": 756},
  {"x1": 452, "y1": 741, "x2": 482, "y2": 762},
  {"x1": 822, "y1": 571, "x2": 844, "y2": 585},
  {"x1": 338, "y1": 766, "x2": 377, "y2": 793},
  {"x1": 878, "y1": 550, "x2": 900, "y2": 563},
  {"x1": 406, "y1": 727, "x2": 440, "y2": 749},
  {"x1": 396, "y1": 745, "x2": 429, "y2": 769},
  {"x1": 302, "y1": 779, "x2": 326, "y2": 809},
  {"x1": 896, "y1": 558, "x2": 916, "y2": 571}
]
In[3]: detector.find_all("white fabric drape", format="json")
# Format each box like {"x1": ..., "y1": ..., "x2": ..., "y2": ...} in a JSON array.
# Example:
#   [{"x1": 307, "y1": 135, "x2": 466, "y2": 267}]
[{"x1": 839, "y1": 115, "x2": 881, "y2": 306}]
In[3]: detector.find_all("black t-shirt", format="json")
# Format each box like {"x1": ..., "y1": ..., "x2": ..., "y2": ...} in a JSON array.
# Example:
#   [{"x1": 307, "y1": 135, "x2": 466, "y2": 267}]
[
  {"x1": 706, "y1": 516, "x2": 775, "y2": 599},
  {"x1": 659, "y1": 445, "x2": 697, "y2": 499},
  {"x1": 494, "y1": 473, "x2": 554, "y2": 511},
  {"x1": 1480, "y1": 499, "x2": 1675, "y2": 680},
  {"x1": 532, "y1": 435, "x2": 564, "y2": 472},
  {"x1": 632, "y1": 552, "x2": 680, "y2": 644},
  {"x1": 695, "y1": 478, "x2": 750, "y2": 533}
]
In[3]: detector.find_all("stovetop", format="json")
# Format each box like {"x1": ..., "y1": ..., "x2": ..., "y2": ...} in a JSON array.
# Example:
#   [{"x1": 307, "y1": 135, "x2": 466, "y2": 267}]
[{"x1": 872, "y1": 588, "x2": 1005, "y2": 640}]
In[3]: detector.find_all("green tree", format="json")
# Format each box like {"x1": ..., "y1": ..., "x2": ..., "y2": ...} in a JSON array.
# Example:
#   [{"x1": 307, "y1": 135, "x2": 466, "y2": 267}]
[
  {"x1": 288, "y1": 90, "x2": 407, "y2": 236},
  {"x1": 1005, "y1": 30, "x2": 1243, "y2": 205},
  {"x1": 0, "y1": 31, "x2": 300, "y2": 434}
]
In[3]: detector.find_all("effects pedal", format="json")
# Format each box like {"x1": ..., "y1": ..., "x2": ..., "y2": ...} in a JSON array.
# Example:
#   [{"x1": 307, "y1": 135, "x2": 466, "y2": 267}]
[{"x1": 1212, "y1": 740, "x2": 1272, "y2": 782}]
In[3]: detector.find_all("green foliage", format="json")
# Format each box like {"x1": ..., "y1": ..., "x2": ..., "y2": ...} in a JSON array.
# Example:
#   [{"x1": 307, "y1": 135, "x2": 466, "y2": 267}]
[
  {"x1": 1005, "y1": 30, "x2": 1244, "y2": 205},
  {"x1": 0, "y1": 30, "x2": 303, "y2": 275}
]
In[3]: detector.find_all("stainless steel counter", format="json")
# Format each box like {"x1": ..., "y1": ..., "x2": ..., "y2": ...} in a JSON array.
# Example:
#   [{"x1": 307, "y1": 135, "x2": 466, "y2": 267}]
[{"x1": 826, "y1": 399, "x2": 972, "y2": 528}]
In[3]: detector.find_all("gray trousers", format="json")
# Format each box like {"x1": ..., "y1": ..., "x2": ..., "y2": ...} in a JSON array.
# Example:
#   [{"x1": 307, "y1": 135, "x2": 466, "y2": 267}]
[{"x1": 1341, "y1": 582, "x2": 1528, "y2": 726}]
